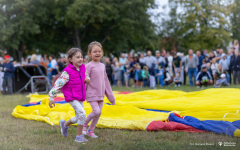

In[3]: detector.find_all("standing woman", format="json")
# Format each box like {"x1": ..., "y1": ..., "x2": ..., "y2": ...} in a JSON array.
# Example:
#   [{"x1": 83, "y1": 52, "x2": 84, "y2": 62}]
[
  {"x1": 233, "y1": 40, "x2": 239, "y2": 53},
  {"x1": 231, "y1": 51, "x2": 240, "y2": 84},
  {"x1": 211, "y1": 58, "x2": 218, "y2": 85}
]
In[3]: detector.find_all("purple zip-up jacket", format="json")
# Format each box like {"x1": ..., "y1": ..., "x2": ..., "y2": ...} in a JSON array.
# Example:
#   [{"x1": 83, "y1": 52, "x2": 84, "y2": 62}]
[{"x1": 62, "y1": 63, "x2": 86, "y2": 102}]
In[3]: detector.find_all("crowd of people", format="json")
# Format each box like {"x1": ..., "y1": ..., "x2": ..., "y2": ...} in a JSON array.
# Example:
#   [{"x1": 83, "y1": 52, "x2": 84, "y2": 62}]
[
  {"x1": 1, "y1": 40, "x2": 240, "y2": 94},
  {"x1": 103, "y1": 40, "x2": 240, "y2": 89}
]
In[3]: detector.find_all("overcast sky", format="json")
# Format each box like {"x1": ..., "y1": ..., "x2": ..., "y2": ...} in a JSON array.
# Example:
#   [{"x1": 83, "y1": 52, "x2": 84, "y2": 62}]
[{"x1": 148, "y1": 0, "x2": 170, "y2": 24}]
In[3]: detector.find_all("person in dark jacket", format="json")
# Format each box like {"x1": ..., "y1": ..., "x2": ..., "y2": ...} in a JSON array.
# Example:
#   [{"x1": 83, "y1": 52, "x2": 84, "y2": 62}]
[
  {"x1": 231, "y1": 51, "x2": 240, "y2": 84},
  {"x1": 105, "y1": 58, "x2": 113, "y2": 85},
  {"x1": 2, "y1": 55, "x2": 15, "y2": 94},
  {"x1": 196, "y1": 64, "x2": 213, "y2": 87}
]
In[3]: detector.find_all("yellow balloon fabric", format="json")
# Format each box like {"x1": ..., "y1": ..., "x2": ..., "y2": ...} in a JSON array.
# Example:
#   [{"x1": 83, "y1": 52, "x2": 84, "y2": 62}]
[
  {"x1": 12, "y1": 88, "x2": 240, "y2": 131},
  {"x1": 12, "y1": 98, "x2": 169, "y2": 130}
]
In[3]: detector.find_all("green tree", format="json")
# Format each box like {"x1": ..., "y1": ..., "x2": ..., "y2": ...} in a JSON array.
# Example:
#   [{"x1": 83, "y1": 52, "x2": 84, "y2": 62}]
[
  {"x1": 158, "y1": 0, "x2": 232, "y2": 52},
  {"x1": 0, "y1": 0, "x2": 158, "y2": 59},
  {"x1": 231, "y1": 0, "x2": 240, "y2": 42},
  {"x1": 0, "y1": 0, "x2": 47, "y2": 60}
]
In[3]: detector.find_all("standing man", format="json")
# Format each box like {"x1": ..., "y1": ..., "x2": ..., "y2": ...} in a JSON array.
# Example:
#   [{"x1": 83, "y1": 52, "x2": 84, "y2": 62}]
[
  {"x1": 145, "y1": 50, "x2": 157, "y2": 88},
  {"x1": 231, "y1": 51, "x2": 240, "y2": 84},
  {"x1": 166, "y1": 52, "x2": 173, "y2": 78},
  {"x1": 196, "y1": 51, "x2": 204, "y2": 72},
  {"x1": 161, "y1": 49, "x2": 168, "y2": 68},
  {"x1": 2, "y1": 55, "x2": 15, "y2": 95},
  {"x1": 185, "y1": 49, "x2": 199, "y2": 86},
  {"x1": 119, "y1": 53, "x2": 127, "y2": 86},
  {"x1": 227, "y1": 49, "x2": 233, "y2": 84},
  {"x1": 173, "y1": 52, "x2": 182, "y2": 77},
  {"x1": 145, "y1": 51, "x2": 157, "y2": 69},
  {"x1": 155, "y1": 50, "x2": 165, "y2": 85}
]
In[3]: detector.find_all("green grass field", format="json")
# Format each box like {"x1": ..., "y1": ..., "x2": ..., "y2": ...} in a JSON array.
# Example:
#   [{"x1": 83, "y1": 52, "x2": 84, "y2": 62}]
[{"x1": 1, "y1": 85, "x2": 240, "y2": 150}]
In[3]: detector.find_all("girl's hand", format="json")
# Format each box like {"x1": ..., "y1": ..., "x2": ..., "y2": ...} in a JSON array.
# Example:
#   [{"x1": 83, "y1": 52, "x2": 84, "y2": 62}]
[
  {"x1": 111, "y1": 102, "x2": 116, "y2": 105},
  {"x1": 84, "y1": 78, "x2": 90, "y2": 83},
  {"x1": 49, "y1": 101, "x2": 55, "y2": 108}
]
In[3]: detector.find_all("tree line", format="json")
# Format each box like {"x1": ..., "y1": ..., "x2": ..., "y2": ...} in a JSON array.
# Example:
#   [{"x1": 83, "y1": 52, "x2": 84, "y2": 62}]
[{"x1": 0, "y1": 0, "x2": 239, "y2": 60}]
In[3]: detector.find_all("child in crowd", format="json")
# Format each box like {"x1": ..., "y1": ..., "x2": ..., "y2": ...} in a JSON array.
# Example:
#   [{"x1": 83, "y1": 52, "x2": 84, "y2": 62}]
[
  {"x1": 2, "y1": 55, "x2": 15, "y2": 95},
  {"x1": 211, "y1": 58, "x2": 218, "y2": 84},
  {"x1": 113, "y1": 62, "x2": 122, "y2": 87},
  {"x1": 215, "y1": 64, "x2": 229, "y2": 87},
  {"x1": 48, "y1": 48, "x2": 90, "y2": 143},
  {"x1": 129, "y1": 57, "x2": 136, "y2": 87},
  {"x1": 164, "y1": 69, "x2": 173, "y2": 85},
  {"x1": 157, "y1": 65, "x2": 165, "y2": 86},
  {"x1": 83, "y1": 41, "x2": 115, "y2": 138},
  {"x1": 174, "y1": 73, "x2": 182, "y2": 87},
  {"x1": 149, "y1": 63, "x2": 156, "y2": 89},
  {"x1": 142, "y1": 65, "x2": 149, "y2": 87},
  {"x1": 124, "y1": 64, "x2": 130, "y2": 87},
  {"x1": 135, "y1": 64, "x2": 143, "y2": 88}
]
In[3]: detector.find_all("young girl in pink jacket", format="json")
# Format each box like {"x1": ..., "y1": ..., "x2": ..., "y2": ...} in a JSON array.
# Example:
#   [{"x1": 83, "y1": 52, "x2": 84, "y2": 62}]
[
  {"x1": 49, "y1": 48, "x2": 90, "y2": 143},
  {"x1": 83, "y1": 41, "x2": 116, "y2": 138}
]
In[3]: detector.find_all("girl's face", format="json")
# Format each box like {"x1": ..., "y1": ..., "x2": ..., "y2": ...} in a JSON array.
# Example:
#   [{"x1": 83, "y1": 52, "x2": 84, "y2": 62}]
[
  {"x1": 69, "y1": 52, "x2": 83, "y2": 68},
  {"x1": 91, "y1": 45, "x2": 102, "y2": 62}
]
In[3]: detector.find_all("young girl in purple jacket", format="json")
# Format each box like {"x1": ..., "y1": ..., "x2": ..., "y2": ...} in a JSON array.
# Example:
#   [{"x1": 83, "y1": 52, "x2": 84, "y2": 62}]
[{"x1": 49, "y1": 48, "x2": 90, "y2": 143}]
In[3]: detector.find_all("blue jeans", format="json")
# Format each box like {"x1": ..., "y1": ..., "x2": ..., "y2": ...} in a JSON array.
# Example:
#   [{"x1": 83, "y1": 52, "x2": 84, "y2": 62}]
[
  {"x1": 112, "y1": 74, "x2": 117, "y2": 86},
  {"x1": 188, "y1": 68, "x2": 197, "y2": 86},
  {"x1": 158, "y1": 77, "x2": 165, "y2": 86},
  {"x1": 3, "y1": 78, "x2": 13, "y2": 94},
  {"x1": 143, "y1": 79, "x2": 149, "y2": 87},
  {"x1": 155, "y1": 69, "x2": 159, "y2": 85}
]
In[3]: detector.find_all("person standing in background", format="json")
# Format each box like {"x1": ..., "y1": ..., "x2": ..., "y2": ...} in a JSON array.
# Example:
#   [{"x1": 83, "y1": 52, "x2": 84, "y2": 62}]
[
  {"x1": 139, "y1": 53, "x2": 145, "y2": 64},
  {"x1": 144, "y1": 50, "x2": 156, "y2": 69},
  {"x1": 161, "y1": 49, "x2": 168, "y2": 68},
  {"x1": 185, "y1": 49, "x2": 199, "y2": 86},
  {"x1": 211, "y1": 58, "x2": 219, "y2": 85},
  {"x1": 2, "y1": 55, "x2": 15, "y2": 95},
  {"x1": 172, "y1": 52, "x2": 182, "y2": 77},
  {"x1": 155, "y1": 50, "x2": 165, "y2": 85},
  {"x1": 196, "y1": 51, "x2": 204, "y2": 72},
  {"x1": 30, "y1": 54, "x2": 40, "y2": 65},
  {"x1": 231, "y1": 51, "x2": 240, "y2": 84},
  {"x1": 48, "y1": 55, "x2": 58, "y2": 89},
  {"x1": 105, "y1": 58, "x2": 113, "y2": 85},
  {"x1": 145, "y1": 50, "x2": 156, "y2": 89},
  {"x1": 233, "y1": 40, "x2": 239, "y2": 53},
  {"x1": 227, "y1": 49, "x2": 233, "y2": 84},
  {"x1": 119, "y1": 53, "x2": 127, "y2": 86},
  {"x1": 58, "y1": 57, "x2": 66, "y2": 73},
  {"x1": 0, "y1": 57, "x2": 4, "y2": 94},
  {"x1": 166, "y1": 51, "x2": 173, "y2": 78}
]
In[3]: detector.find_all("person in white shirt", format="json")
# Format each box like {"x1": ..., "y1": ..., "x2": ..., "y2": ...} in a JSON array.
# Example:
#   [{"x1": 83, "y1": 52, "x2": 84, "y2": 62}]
[
  {"x1": 219, "y1": 54, "x2": 228, "y2": 71},
  {"x1": 211, "y1": 58, "x2": 218, "y2": 84},
  {"x1": 0, "y1": 57, "x2": 4, "y2": 93},
  {"x1": 233, "y1": 40, "x2": 239, "y2": 53},
  {"x1": 139, "y1": 53, "x2": 145, "y2": 64},
  {"x1": 166, "y1": 52, "x2": 173, "y2": 77}
]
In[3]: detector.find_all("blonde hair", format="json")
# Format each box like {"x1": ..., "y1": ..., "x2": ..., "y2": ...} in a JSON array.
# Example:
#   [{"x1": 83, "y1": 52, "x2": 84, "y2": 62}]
[
  {"x1": 234, "y1": 40, "x2": 239, "y2": 46},
  {"x1": 66, "y1": 48, "x2": 83, "y2": 65},
  {"x1": 31, "y1": 54, "x2": 37, "y2": 61},
  {"x1": 87, "y1": 41, "x2": 103, "y2": 61}
]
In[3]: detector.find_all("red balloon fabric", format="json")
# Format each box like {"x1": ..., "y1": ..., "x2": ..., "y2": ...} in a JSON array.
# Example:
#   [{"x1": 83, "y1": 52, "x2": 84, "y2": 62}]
[{"x1": 146, "y1": 121, "x2": 207, "y2": 133}]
